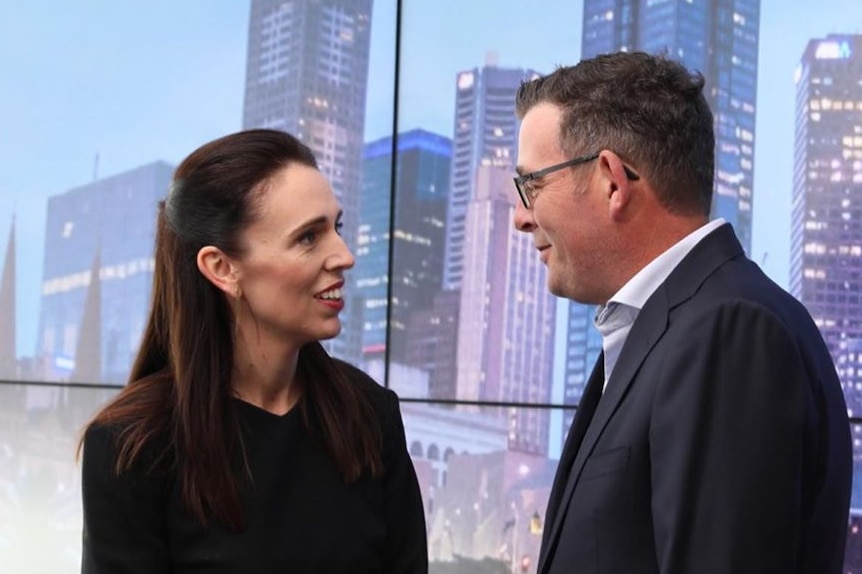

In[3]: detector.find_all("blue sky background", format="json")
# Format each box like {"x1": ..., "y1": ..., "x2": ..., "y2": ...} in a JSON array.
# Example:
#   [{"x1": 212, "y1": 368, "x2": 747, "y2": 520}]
[{"x1": 1, "y1": 0, "x2": 861, "y2": 358}]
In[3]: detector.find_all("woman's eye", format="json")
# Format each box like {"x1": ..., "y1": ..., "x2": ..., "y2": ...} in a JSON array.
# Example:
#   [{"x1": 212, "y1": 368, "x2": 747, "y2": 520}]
[
  {"x1": 335, "y1": 221, "x2": 344, "y2": 235},
  {"x1": 298, "y1": 230, "x2": 317, "y2": 245}
]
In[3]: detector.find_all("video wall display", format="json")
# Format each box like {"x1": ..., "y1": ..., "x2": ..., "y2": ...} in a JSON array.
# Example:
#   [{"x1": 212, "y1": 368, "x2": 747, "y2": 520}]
[{"x1": 2, "y1": 0, "x2": 862, "y2": 572}]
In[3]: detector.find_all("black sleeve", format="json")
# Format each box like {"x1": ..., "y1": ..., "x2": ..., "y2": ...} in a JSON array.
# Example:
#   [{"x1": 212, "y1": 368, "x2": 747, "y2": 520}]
[
  {"x1": 379, "y1": 389, "x2": 429, "y2": 574},
  {"x1": 80, "y1": 425, "x2": 173, "y2": 573}
]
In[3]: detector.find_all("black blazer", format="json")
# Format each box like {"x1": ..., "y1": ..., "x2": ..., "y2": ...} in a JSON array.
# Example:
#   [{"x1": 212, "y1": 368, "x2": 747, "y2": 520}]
[
  {"x1": 539, "y1": 224, "x2": 852, "y2": 574},
  {"x1": 80, "y1": 363, "x2": 428, "y2": 574}
]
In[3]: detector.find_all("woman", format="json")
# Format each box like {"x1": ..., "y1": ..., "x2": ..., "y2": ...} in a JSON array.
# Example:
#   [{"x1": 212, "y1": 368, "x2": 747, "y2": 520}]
[{"x1": 79, "y1": 129, "x2": 428, "y2": 573}]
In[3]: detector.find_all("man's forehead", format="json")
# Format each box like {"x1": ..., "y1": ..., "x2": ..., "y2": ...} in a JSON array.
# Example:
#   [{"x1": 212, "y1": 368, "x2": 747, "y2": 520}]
[
  {"x1": 518, "y1": 104, "x2": 565, "y2": 167},
  {"x1": 521, "y1": 102, "x2": 563, "y2": 131}
]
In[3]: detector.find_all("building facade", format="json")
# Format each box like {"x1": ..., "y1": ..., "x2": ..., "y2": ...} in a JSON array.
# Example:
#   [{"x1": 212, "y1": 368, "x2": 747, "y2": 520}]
[
  {"x1": 242, "y1": 0, "x2": 375, "y2": 364},
  {"x1": 456, "y1": 165, "x2": 556, "y2": 455},
  {"x1": 37, "y1": 161, "x2": 172, "y2": 384},
  {"x1": 561, "y1": 0, "x2": 762, "y2": 443},
  {"x1": 357, "y1": 130, "x2": 451, "y2": 369},
  {"x1": 442, "y1": 59, "x2": 539, "y2": 291},
  {"x1": 790, "y1": 34, "x2": 862, "y2": 416},
  {"x1": 582, "y1": 0, "x2": 759, "y2": 251}
]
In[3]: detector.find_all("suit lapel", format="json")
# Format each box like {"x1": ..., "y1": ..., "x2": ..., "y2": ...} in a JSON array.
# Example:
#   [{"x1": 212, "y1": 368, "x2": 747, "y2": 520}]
[
  {"x1": 538, "y1": 356, "x2": 604, "y2": 573},
  {"x1": 538, "y1": 298, "x2": 669, "y2": 574}
]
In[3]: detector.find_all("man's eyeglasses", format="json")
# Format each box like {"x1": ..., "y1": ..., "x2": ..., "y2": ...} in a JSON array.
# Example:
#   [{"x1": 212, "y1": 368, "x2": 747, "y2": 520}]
[{"x1": 513, "y1": 152, "x2": 641, "y2": 209}]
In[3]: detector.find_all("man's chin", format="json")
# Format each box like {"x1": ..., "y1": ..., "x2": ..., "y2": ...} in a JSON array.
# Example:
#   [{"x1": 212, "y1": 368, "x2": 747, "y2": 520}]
[
  {"x1": 546, "y1": 276, "x2": 568, "y2": 299},
  {"x1": 547, "y1": 277, "x2": 593, "y2": 305}
]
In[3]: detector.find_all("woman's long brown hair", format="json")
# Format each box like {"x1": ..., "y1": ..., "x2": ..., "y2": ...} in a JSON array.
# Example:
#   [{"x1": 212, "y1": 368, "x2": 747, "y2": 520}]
[{"x1": 79, "y1": 129, "x2": 383, "y2": 530}]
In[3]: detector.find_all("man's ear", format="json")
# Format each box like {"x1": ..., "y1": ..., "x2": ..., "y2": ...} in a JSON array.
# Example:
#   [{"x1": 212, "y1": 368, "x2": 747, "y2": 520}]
[
  {"x1": 197, "y1": 245, "x2": 240, "y2": 298},
  {"x1": 599, "y1": 150, "x2": 636, "y2": 222}
]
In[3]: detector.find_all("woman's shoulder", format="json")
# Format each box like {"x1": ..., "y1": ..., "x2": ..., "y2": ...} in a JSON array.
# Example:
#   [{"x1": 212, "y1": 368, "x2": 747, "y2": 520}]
[
  {"x1": 82, "y1": 373, "x2": 175, "y2": 475},
  {"x1": 82, "y1": 420, "x2": 119, "y2": 460},
  {"x1": 83, "y1": 420, "x2": 173, "y2": 475},
  {"x1": 330, "y1": 359, "x2": 405, "y2": 424},
  {"x1": 332, "y1": 359, "x2": 396, "y2": 400}
]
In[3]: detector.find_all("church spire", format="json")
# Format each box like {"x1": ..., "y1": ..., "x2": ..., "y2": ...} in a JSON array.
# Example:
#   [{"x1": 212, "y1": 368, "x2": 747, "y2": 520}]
[
  {"x1": 0, "y1": 216, "x2": 16, "y2": 380},
  {"x1": 71, "y1": 246, "x2": 102, "y2": 383}
]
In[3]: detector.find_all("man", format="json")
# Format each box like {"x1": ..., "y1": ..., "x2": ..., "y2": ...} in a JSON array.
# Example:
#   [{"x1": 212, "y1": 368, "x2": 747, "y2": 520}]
[{"x1": 513, "y1": 51, "x2": 852, "y2": 573}]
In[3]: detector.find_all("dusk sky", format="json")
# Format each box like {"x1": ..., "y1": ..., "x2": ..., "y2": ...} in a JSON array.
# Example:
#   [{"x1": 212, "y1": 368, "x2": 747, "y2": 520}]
[{"x1": 1, "y1": 0, "x2": 861, "y2": 357}]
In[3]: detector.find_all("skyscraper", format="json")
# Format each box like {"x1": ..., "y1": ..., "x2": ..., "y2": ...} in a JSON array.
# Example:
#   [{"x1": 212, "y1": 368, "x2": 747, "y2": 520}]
[
  {"x1": 582, "y1": 0, "x2": 759, "y2": 251},
  {"x1": 37, "y1": 161, "x2": 172, "y2": 384},
  {"x1": 406, "y1": 290, "x2": 460, "y2": 401},
  {"x1": 242, "y1": 0, "x2": 375, "y2": 364},
  {"x1": 358, "y1": 129, "x2": 451, "y2": 369},
  {"x1": 442, "y1": 58, "x2": 539, "y2": 291},
  {"x1": 562, "y1": 0, "x2": 762, "y2": 442},
  {"x1": 790, "y1": 34, "x2": 862, "y2": 414},
  {"x1": 456, "y1": 164, "x2": 556, "y2": 455}
]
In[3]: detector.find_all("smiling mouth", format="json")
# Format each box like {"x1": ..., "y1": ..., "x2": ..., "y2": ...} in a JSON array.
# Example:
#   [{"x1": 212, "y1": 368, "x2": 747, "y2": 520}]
[{"x1": 316, "y1": 287, "x2": 343, "y2": 301}]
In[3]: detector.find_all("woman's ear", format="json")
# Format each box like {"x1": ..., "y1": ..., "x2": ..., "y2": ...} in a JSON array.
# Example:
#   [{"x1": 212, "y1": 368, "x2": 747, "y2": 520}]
[{"x1": 197, "y1": 246, "x2": 240, "y2": 298}]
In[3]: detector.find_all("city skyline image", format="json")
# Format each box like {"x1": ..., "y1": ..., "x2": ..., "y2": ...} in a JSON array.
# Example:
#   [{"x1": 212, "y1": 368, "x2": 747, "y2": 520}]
[
  {"x1": 0, "y1": 0, "x2": 857, "y2": 382},
  {"x1": 2, "y1": 1, "x2": 862, "y2": 572}
]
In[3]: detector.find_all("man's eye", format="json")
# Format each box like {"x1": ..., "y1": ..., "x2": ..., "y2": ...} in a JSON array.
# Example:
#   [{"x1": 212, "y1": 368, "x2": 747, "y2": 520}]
[
  {"x1": 298, "y1": 230, "x2": 317, "y2": 245},
  {"x1": 335, "y1": 221, "x2": 344, "y2": 235}
]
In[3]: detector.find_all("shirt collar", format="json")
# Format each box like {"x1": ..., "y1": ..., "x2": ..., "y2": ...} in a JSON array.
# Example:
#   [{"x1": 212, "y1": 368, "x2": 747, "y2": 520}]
[{"x1": 604, "y1": 218, "x2": 727, "y2": 313}]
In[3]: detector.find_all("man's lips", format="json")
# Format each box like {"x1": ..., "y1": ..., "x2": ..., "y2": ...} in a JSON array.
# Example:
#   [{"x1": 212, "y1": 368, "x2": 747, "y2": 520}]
[{"x1": 537, "y1": 244, "x2": 550, "y2": 262}]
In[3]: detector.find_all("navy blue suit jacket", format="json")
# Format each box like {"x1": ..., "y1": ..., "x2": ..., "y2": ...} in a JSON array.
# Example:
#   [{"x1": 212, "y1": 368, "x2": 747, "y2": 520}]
[{"x1": 538, "y1": 224, "x2": 852, "y2": 574}]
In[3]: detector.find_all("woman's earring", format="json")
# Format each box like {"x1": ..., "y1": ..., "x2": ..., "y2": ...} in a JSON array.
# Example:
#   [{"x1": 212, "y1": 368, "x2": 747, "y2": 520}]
[{"x1": 232, "y1": 285, "x2": 243, "y2": 339}]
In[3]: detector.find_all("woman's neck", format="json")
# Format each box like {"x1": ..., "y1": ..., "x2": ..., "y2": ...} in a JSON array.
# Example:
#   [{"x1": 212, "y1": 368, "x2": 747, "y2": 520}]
[{"x1": 231, "y1": 336, "x2": 302, "y2": 416}]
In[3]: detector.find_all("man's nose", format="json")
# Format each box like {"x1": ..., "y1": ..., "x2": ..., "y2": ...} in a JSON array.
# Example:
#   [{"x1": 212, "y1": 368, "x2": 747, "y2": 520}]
[{"x1": 513, "y1": 201, "x2": 535, "y2": 232}]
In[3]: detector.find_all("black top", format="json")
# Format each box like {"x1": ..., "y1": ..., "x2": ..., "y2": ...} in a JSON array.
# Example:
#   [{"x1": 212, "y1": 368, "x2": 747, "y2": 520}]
[{"x1": 81, "y1": 364, "x2": 428, "y2": 573}]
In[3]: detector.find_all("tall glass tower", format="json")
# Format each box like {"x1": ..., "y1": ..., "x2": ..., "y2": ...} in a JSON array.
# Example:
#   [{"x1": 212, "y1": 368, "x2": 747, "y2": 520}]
[
  {"x1": 456, "y1": 165, "x2": 556, "y2": 455},
  {"x1": 562, "y1": 0, "x2": 761, "y2": 442},
  {"x1": 790, "y1": 34, "x2": 862, "y2": 415},
  {"x1": 242, "y1": 0, "x2": 374, "y2": 364},
  {"x1": 442, "y1": 59, "x2": 539, "y2": 291},
  {"x1": 357, "y1": 129, "x2": 451, "y2": 371},
  {"x1": 582, "y1": 0, "x2": 760, "y2": 250}
]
